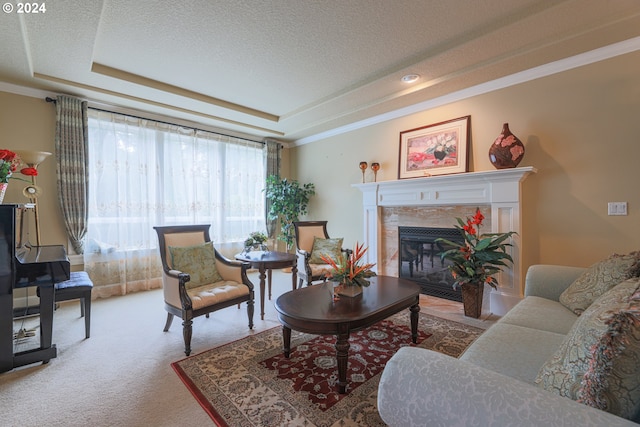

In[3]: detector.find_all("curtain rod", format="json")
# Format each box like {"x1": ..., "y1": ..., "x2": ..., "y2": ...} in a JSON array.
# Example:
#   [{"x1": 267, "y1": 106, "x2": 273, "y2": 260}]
[{"x1": 45, "y1": 97, "x2": 265, "y2": 145}]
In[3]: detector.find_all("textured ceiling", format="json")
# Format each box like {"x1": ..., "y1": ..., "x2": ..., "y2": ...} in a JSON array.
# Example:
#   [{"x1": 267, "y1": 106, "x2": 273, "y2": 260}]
[{"x1": 1, "y1": 0, "x2": 639, "y2": 143}]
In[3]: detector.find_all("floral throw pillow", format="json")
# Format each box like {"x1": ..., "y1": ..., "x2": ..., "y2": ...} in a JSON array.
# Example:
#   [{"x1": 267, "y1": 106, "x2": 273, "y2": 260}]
[
  {"x1": 169, "y1": 241, "x2": 223, "y2": 289},
  {"x1": 535, "y1": 277, "x2": 640, "y2": 419},
  {"x1": 559, "y1": 251, "x2": 640, "y2": 315},
  {"x1": 309, "y1": 237, "x2": 343, "y2": 264}
]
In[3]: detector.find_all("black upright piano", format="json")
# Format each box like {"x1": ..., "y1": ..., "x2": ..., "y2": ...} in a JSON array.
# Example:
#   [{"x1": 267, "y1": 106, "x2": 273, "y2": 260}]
[{"x1": 0, "y1": 204, "x2": 70, "y2": 372}]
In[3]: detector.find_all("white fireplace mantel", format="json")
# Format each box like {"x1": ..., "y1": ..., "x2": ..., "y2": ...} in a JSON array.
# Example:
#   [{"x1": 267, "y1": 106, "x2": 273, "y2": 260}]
[{"x1": 352, "y1": 166, "x2": 537, "y2": 315}]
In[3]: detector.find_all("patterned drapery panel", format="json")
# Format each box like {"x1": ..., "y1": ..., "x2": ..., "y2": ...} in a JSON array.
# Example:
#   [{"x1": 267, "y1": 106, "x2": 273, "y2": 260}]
[
  {"x1": 264, "y1": 138, "x2": 281, "y2": 240},
  {"x1": 55, "y1": 95, "x2": 89, "y2": 254}
]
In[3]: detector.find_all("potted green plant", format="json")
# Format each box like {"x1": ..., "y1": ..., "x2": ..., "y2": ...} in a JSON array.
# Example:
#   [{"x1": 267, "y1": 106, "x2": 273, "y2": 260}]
[
  {"x1": 243, "y1": 231, "x2": 268, "y2": 253},
  {"x1": 264, "y1": 175, "x2": 315, "y2": 251},
  {"x1": 436, "y1": 208, "x2": 516, "y2": 318}
]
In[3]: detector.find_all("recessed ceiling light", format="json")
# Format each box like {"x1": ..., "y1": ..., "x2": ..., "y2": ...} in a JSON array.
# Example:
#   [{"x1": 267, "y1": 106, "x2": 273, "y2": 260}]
[{"x1": 401, "y1": 74, "x2": 420, "y2": 83}]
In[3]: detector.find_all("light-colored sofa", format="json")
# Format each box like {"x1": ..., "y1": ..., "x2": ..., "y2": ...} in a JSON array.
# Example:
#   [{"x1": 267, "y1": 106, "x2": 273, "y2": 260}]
[{"x1": 378, "y1": 264, "x2": 639, "y2": 426}]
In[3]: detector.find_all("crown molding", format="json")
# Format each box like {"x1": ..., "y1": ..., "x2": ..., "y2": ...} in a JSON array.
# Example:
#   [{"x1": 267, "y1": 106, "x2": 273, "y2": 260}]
[
  {"x1": 293, "y1": 36, "x2": 640, "y2": 146},
  {"x1": 0, "y1": 81, "x2": 56, "y2": 99}
]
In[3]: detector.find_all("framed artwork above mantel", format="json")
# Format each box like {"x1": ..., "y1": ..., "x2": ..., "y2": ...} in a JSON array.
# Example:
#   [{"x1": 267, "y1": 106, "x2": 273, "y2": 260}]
[{"x1": 398, "y1": 115, "x2": 470, "y2": 179}]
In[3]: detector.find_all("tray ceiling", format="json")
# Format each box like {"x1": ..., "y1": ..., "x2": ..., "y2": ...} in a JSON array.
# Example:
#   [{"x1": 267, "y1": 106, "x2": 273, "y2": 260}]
[{"x1": 1, "y1": 0, "x2": 639, "y2": 143}]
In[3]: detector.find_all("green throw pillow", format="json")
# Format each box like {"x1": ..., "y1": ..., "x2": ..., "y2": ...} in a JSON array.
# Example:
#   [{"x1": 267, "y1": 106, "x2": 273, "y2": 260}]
[
  {"x1": 535, "y1": 277, "x2": 640, "y2": 419},
  {"x1": 559, "y1": 251, "x2": 640, "y2": 315},
  {"x1": 169, "y1": 241, "x2": 223, "y2": 289},
  {"x1": 309, "y1": 237, "x2": 343, "y2": 264}
]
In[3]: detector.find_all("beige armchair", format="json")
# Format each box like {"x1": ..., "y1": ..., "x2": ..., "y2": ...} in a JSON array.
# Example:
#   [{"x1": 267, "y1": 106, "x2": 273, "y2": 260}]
[
  {"x1": 154, "y1": 224, "x2": 254, "y2": 355},
  {"x1": 293, "y1": 221, "x2": 350, "y2": 288}
]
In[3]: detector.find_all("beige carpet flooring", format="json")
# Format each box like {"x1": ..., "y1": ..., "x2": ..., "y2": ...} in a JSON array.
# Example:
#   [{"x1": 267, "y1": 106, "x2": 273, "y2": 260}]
[{"x1": 0, "y1": 270, "x2": 493, "y2": 427}]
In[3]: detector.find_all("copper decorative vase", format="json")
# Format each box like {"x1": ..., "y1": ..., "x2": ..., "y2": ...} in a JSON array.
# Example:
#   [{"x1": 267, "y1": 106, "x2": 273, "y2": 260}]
[
  {"x1": 460, "y1": 282, "x2": 484, "y2": 318},
  {"x1": 489, "y1": 123, "x2": 525, "y2": 169}
]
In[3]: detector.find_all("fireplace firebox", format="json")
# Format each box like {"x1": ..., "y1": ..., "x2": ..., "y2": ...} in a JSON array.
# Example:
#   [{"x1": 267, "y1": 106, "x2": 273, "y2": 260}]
[{"x1": 398, "y1": 226, "x2": 464, "y2": 302}]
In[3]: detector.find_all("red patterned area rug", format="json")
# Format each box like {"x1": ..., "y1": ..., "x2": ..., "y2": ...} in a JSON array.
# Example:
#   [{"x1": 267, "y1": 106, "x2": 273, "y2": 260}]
[{"x1": 172, "y1": 312, "x2": 483, "y2": 426}]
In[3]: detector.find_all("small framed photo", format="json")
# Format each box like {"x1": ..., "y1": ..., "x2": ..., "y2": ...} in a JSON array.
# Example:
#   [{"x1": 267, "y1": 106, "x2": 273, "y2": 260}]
[{"x1": 398, "y1": 115, "x2": 470, "y2": 179}]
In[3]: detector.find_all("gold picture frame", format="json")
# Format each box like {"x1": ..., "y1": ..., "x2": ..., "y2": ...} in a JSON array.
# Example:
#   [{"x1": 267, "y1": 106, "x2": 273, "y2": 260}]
[{"x1": 398, "y1": 115, "x2": 470, "y2": 179}]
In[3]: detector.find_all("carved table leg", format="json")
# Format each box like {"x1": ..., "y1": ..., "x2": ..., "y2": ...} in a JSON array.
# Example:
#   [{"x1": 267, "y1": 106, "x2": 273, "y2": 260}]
[
  {"x1": 410, "y1": 302, "x2": 420, "y2": 344},
  {"x1": 335, "y1": 324, "x2": 351, "y2": 394},
  {"x1": 258, "y1": 265, "x2": 267, "y2": 320},
  {"x1": 291, "y1": 263, "x2": 298, "y2": 291},
  {"x1": 282, "y1": 326, "x2": 292, "y2": 358}
]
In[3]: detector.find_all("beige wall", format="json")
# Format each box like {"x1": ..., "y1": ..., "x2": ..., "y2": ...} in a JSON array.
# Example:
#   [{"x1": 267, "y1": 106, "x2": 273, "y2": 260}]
[
  {"x1": 0, "y1": 92, "x2": 67, "y2": 247},
  {"x1": 290, "y1": 50, "x2": 640, "y2": 272},
  {"x1": 1, "y1": 50, "x2": 639, "y2": 275}
]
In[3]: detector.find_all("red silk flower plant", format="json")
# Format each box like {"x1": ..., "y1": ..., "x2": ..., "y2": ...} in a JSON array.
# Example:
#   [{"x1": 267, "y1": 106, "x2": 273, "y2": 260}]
[
  {"x1": 321, "y1": 242, "x2": 376, "y2": 287},
  {"x1": 436, "y1": 208, "x2": 516, "y2": 289},
  {"x1": 0, "y1": 149, "x2": 22, "y2": 184},
  {"x1": 0, "y1": 149, "x2": 37, "y2": 184}
]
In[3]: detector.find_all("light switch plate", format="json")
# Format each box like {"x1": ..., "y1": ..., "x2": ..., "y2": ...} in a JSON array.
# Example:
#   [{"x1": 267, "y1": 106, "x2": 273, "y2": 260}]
[{"x1": 608, "y1": 202, "x2": 628, "y2": 216}]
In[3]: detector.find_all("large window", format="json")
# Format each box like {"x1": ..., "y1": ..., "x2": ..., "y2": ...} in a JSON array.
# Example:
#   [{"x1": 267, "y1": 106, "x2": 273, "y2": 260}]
[
  {"x1": 84, "y1": 110, "x2": 266, "y2": 291},
  {"x1": 86, "y1": 110, "x2": 266, "y2": 251}
]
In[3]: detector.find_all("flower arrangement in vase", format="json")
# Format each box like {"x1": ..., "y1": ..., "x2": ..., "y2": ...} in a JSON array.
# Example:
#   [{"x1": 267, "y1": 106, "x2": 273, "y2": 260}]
[
  {"x1": 436, "y1": 208, "x2": 516, "y2": 317},
  {"x1": 0, "y1": 149, "x2": 32, "y2": 203},
  {"x1": 0, "y1": 149, "x2": 22, "y2": 184},
  {"x1": 321, "y1": 242, "x2": 376, "y2": 298}
]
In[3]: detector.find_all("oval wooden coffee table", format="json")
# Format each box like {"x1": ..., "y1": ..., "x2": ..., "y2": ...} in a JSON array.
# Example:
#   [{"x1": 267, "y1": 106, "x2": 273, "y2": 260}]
[{"x1": 274, "y1": 275, "x2": 420, "y2": 394}]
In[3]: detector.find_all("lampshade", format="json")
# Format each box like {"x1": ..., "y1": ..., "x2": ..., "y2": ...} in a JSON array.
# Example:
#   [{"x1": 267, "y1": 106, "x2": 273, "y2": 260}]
[{"x1": 14, "y1": 150, "x2": 52, "y2": 167}]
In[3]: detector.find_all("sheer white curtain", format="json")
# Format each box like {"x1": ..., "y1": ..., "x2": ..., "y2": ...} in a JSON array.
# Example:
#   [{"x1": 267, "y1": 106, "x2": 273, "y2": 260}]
[{"x1": 84, "y1": 110, "x2": 266, "y2": 296}]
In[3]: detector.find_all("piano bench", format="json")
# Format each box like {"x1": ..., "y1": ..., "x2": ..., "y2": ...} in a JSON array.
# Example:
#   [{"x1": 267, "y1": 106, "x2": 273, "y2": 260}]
[{"x1": 55, "y1": 271, "x2": 93, "y2": 339}]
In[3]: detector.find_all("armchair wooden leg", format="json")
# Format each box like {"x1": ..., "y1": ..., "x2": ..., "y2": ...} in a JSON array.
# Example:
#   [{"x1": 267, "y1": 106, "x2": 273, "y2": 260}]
[
  {"x1": 163, "y1": 313, "x2": 174, "y2": 332},
  {"x1": 247, "y1": 300, "x2": 254, "y2": 329},
  {"x1": 182, "y1": 318, "x2": 193, "y2": 356}
]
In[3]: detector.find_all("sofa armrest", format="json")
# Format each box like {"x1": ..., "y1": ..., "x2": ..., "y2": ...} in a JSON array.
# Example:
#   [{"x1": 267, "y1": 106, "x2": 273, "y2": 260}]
[
  {"x1": 524, "y1": 264, "x2": 586, "y2": 301},
  {"x1": 378, "y1": 347, "x2": 636, "y2": 427}
]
